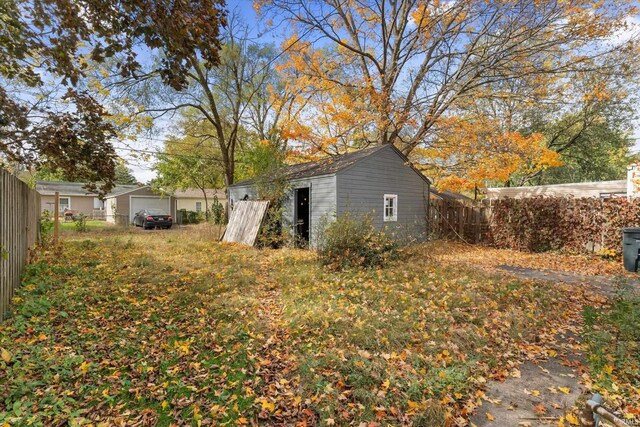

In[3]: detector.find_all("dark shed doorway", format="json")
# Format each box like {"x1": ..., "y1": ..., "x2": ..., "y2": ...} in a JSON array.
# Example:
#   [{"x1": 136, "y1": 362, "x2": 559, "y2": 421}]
[{"x1": 294, "y1": 187, "x2": 310, "y2": 246}]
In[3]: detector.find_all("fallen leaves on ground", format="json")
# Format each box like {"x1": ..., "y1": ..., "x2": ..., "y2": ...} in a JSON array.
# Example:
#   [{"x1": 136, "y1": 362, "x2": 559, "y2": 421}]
[
  {"x1": 425, "y1": 241, "x2": 632, "y2": 277},
  {"x1": 0, "y1": 232, "x2": 609, "y2": 425}
]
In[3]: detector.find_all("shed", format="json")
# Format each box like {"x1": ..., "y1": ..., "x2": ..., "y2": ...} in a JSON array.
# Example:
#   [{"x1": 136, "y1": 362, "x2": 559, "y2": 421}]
[{"x1": 228, "y1": 145, "x2": 431, "y2": 247}]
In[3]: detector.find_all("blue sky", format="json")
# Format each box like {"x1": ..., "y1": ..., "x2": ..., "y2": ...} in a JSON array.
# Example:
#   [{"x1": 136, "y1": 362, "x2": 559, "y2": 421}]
[
  {"x1": 121, "y1": 1, "x2": 640, "y2": 183},
  {"x1": 120, "y1": 0, "x2": 266, "y2": 183}
]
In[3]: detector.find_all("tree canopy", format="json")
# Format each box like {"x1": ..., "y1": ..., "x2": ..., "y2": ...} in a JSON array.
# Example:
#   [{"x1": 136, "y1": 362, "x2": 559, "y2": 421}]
[
  {"x1": 0, "y1": 0, "x2": 226, "y2": 193},
  {"x1": 258, "y1": 0, "x2": 640, "y2": 190}
]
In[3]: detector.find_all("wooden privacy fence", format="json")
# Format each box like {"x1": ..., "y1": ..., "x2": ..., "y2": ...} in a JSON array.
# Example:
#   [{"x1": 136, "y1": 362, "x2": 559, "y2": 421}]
[
  {"x1": 0, "y1": 168, "x2": 40, "y2": 321},
  {"x1": 429, "y1": 199, "x2": 491, "y2": 243}
]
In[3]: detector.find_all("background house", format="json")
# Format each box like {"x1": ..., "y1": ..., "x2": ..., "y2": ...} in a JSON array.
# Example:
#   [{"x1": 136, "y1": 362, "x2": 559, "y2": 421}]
[
  {"x1": 37, "y1": 181, "x2": 139, "y2": 218},
  {"x1": 485, "y1": 180, "x2": 626, "y2": 199},
  {"x1": 173, "y1": 189, "x2": 226, "y2": 214},
  {"x1": 37, "y1": 181, "x2": 221, "y2": 224},
  {"x1": 103, "y1": 186, "x2": 175, "y2": 224},
  {"x1": 228, "y1": 145, "x2": 431, "y2": 247}
]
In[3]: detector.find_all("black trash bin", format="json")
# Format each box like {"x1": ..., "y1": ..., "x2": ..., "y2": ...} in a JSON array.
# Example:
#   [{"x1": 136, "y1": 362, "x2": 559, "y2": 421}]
[{"x1": 622, "y1": 227, "x2": 640, "y2": 272}]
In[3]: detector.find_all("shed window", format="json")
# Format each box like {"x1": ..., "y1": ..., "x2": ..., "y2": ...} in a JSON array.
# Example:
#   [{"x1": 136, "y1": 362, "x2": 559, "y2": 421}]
[
  {"x1": 383, "y1": 194, "x2": 397, "y2": 222},
  {"x1": 195, "y1": 201, "x2": 202, "y2": 212}
]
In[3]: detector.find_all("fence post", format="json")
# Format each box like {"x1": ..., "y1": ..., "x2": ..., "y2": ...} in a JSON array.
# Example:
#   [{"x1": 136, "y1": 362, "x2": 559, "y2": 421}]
[{"x1": 54, "y1": 191, "x2": 59, "y2": 246}]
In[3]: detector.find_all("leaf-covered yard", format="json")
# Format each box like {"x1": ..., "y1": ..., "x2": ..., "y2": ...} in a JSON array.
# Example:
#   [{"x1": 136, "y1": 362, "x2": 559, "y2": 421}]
[{"x1": 0, "y1": 230, "x2": 625, "y2": 426}]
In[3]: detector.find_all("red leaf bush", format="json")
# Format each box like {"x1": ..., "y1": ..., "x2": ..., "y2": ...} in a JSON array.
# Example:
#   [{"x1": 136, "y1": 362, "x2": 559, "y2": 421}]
[{"x1": 488, "y1": 197, "x2": 640, "y2": 255}]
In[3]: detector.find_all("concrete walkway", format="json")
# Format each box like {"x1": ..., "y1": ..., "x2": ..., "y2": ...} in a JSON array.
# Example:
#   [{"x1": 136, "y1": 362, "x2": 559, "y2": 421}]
[
  {"x1": 470, "y1": 333, "x2": 585, "y2": 426},
  {"x1": 470, "y1": 265, "x2": 637, "y2": 426},
  {"x1": 497, "y1": 265, "x2": 640, "y2": 296}
]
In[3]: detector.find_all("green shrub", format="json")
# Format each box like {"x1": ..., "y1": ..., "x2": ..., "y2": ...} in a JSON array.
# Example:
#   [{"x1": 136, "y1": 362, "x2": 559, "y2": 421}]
[
  {"x1": 40, "y1": 210, "x2": 54, "y2": 246},
  {"x1": 211, "y1": 196, "x2": 226, "y2": 225},
  {"x1": 317, "y1": 213, "x2": 398, "y2": 270},
  {"x1": 177, "y1": 209, "x2": 203, "y2": 224},
  {"x1": 256, "y1": 202, "x2": 290, "y2": 248},
  {"x1": 74, "y1": 213, "x2": 88, "y2": 232}
]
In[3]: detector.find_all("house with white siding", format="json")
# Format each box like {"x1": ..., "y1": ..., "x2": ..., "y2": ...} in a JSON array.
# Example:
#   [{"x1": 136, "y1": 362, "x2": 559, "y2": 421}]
[
  {"x1": 228, "y1": 145, "x2": 432, "y2": 247},
  {"x1": 172, "y1": 189, "x2": 226, "y2": 214},
  {"x1": 485, "y1": 180, "x2": 627, "y2": 200}
]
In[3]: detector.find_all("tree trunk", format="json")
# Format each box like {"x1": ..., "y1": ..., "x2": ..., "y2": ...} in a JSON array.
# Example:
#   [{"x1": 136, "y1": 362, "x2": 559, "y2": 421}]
[{"x1": 203, "y1": 191, "x2": 209, "y2": 221}]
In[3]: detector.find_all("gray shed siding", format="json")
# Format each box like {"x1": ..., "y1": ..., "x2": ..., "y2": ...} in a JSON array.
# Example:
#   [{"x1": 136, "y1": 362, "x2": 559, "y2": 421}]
[
  {"x1": 228, "y1": 176, "x2": 336, "y2": 247},
  {"x1": 282, "y1": 175, "x2": 336, "y2": 247},
  {"x1": 228, "y1": 185, "x2": 259, "y2": 206},
  {"x1": 336, "y1": 148, "x2": 429, "y2": 241}
]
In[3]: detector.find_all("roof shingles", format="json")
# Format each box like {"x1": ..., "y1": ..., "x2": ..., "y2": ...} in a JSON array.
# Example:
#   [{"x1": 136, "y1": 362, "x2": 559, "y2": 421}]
[
  {"x1": 36, "y1": 181, "x2": 140, "y2": 197},
  {"x1": 230, "y1": 145, "x2": 395, "y2": 188}
]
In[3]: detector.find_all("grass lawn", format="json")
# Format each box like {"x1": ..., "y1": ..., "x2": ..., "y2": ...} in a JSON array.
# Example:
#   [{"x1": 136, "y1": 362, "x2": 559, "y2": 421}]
[
  {"x1": 0, "y1": 231, "x2": 606, "y2": 426},
  {"x1": 60, "y1": 219, "x2": 114, "y2": 232}
]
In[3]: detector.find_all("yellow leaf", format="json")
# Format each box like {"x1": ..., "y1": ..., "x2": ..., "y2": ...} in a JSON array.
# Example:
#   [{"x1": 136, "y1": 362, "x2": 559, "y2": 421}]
[
  {"x1": 161, "y1": 400, "x2": 169, "y2": 410},
  {"x1": 532, "y1": 389, "x2": 540, "y2": 397},
  {"x1": 1, "y1": 348, "x2": 11, "y2": 363},
  {"x1": 558, "y1": 387, "x2": 570, "y2": 395},
  {"x1": 237, "y1": 417, "x2": 248, "y2": 425},
  {"x1": 486, "y1": 412, "x2": 495, "y2": 421},
  {"x1": 259, "y1": 399, "x2": 275, "y2": 412},
  {"x1": 565, "y1": 413, "x2": 579, "y2": 425},
  {"x1": 79, "y1": 361, "x2": 91, "y2": 375}
]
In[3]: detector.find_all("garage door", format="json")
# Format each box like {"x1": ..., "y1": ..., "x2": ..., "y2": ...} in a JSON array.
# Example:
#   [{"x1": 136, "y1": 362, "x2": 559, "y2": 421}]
[{"x1": 130, "y1": 196, "x2": 171, "y2": 222}]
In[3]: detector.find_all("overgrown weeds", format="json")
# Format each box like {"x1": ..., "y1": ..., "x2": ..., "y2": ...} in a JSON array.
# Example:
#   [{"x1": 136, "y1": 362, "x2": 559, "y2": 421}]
[
  {"x1": 317, "y1": 213, "x2": 399, "y2": 270},
  {"x1": 74, "y1": 213, "x2": 88, "y2": 232},
  {"x1": 583, "y1": 280, "x2": 640, "y2": 412},
  {"x1": 0, "y1": 231, "x2": 604, "y2": 425}
]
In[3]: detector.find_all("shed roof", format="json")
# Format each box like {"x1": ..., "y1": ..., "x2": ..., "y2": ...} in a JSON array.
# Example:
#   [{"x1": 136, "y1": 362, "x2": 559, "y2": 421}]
[
  {"x1": 230, "y1": 145, "x2": 430, "y2": 187},
  {"x1": 36, "y1": 181, "x2": 140, "y2": 197}
]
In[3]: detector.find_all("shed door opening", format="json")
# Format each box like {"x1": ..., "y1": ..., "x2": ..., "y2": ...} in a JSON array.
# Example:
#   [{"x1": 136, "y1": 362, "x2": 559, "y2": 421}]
[{"x1": 295, "y1": 187, "x2": 310, "y2": 246}]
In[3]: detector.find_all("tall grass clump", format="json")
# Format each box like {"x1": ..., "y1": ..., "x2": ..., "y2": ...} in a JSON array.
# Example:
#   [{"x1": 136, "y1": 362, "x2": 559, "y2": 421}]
[{"x1": 317, "y1": 213, "x2": 398, "y2": 270}]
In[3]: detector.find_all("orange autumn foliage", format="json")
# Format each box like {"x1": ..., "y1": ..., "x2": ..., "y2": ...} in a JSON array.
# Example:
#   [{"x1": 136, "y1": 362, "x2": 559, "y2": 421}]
[
  {"x1": 417, "y1": 117, "x2": 563, "y2": 192},
  {"x1": 261, "y1": 0, "x2": 638, "y2": 188}
]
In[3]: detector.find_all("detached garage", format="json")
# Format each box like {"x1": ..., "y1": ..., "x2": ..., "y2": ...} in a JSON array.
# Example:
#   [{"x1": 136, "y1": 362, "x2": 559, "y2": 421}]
[{"x1": 104, "y1": 186, "x2": 175, "y2": 225}]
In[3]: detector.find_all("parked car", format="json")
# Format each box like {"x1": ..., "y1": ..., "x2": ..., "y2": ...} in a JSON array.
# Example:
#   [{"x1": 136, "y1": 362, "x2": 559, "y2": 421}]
[{"x1": 133, "y1": 209, "x2": 173, "y2": 229}]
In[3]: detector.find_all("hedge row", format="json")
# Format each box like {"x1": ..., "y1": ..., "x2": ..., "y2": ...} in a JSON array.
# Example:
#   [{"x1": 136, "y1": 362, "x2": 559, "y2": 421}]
[{"x1": 488, "y1": 197, "x2": 640, "y2": 254}]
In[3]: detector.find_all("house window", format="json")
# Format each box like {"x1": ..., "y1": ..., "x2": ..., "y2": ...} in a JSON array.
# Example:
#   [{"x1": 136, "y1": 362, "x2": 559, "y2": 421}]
[
  {"x1": 384, "y1": 194, "x2": 397, "y2": 222},
  {"x1": 58, "y1": 197, "x2": 70, "y2": 213},
  {"x1": 195, "y1": 201, "x2": 202, "y2": 212},
  {"x1": 93, "y1": 197, "x2": 104, "y2": 210}
]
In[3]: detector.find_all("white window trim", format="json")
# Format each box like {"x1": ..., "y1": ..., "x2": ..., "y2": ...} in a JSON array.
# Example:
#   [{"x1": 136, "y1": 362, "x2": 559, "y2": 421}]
[
  {"x1": 59, "y1": 197, "x2": 71, "y2": 211},
  {"x1": 195, "y1": 201, "x2": 202, "y2": 212},
  {"x1": 383, "y1": 194, "x2": 397, "y2": 222},
  {"x1": 93, "y1": 197, "x2": 104, "y2": 210}
]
